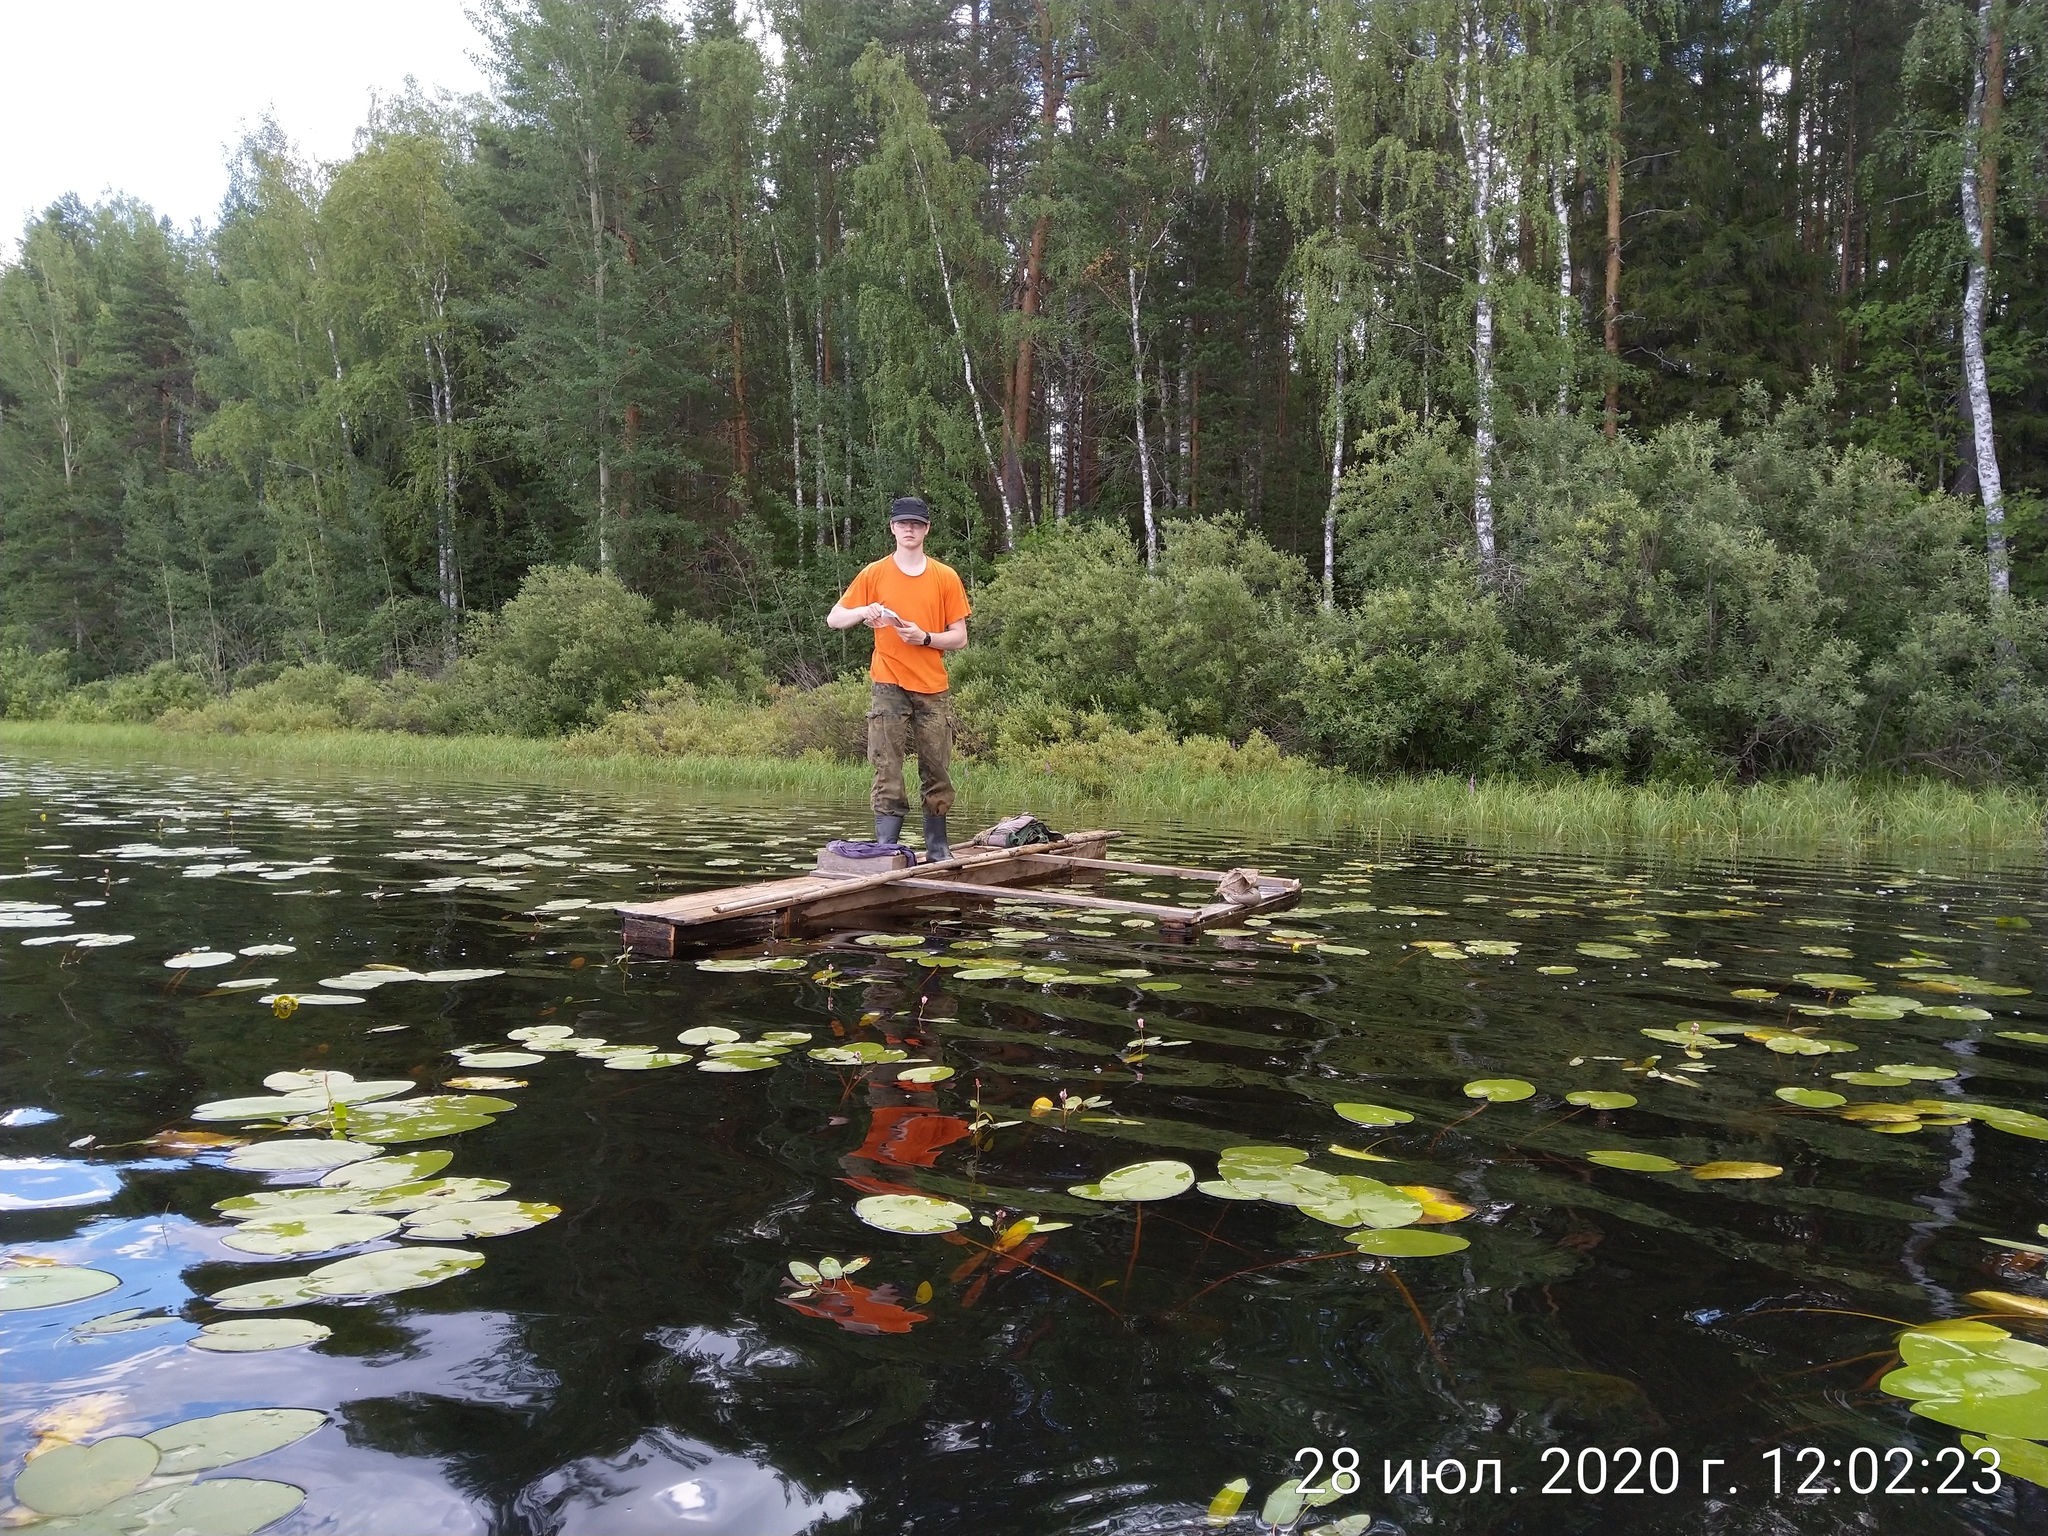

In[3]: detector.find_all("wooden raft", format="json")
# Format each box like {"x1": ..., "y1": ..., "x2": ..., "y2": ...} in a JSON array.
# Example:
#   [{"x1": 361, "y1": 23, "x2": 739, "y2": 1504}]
[{"x1": 617, "y1": 829, "x2": 1301, "y2": 957}]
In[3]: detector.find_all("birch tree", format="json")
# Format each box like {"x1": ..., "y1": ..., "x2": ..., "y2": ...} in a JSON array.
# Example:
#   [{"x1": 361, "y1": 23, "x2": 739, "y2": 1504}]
[{"x1": 1959, "y1": 0, "x2": 2007, "y2": 601}]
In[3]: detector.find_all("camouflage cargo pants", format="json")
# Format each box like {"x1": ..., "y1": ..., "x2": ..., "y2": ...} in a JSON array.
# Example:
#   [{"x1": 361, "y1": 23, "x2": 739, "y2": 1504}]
[{"x1": 868, "y1": 683, "x2": 955, "y2": 817}]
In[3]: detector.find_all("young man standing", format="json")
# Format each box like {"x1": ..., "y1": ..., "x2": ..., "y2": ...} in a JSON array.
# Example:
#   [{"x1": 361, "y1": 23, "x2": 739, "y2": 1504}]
[{"x1": 825, "y1": 496, "x2": 971, "y2": 862}]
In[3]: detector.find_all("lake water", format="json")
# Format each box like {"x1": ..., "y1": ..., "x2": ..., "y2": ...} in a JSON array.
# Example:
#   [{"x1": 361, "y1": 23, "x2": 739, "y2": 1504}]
[{"x1": 1, "y1": 752, "x2": 2044, "y2": 1536}]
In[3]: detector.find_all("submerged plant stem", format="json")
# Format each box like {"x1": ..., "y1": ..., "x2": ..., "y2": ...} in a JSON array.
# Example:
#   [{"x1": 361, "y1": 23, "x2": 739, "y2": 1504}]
[
  {"x1": 954, "y1": 1236, "x2": 1122, "y2": 1320},
  {"x1": 1123, "y1": 1203, "x2": 1143, "y2": 1297},
  {"x1": 1178, "y1": 1250, "x2": 1357, "y2": 1310},
  {"x1": 1380, "y1": 1264, "x2": 1447, "y2": 1370}
]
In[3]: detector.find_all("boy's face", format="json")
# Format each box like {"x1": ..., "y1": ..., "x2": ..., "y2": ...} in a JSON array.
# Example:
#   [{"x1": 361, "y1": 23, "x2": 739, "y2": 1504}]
[{"x1": 890, "y1": 518, "x2": 927, "y2": 553}]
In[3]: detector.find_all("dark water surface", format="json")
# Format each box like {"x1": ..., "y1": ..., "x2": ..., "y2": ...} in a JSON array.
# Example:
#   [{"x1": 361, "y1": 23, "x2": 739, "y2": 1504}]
[{"x1": 2, "y1": 753, "x2": 2044, "y2": 1536}]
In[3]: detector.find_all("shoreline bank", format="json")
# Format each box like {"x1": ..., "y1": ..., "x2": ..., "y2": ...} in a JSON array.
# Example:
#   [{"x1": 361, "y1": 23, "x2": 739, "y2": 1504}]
[{"x1": 2, "y1": 720, "x2": 2041, "y2": 858}]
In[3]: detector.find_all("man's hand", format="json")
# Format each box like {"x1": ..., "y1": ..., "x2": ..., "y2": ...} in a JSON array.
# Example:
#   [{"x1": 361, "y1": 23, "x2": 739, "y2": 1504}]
[{"x1": 888, "y1": 615, "x2": 926, "y2": 646}]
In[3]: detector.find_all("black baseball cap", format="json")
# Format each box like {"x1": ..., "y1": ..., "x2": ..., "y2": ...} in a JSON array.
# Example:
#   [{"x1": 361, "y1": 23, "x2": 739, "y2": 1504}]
[{"x1": 888, "y1": 496, "x2": 930, "y2": 524}]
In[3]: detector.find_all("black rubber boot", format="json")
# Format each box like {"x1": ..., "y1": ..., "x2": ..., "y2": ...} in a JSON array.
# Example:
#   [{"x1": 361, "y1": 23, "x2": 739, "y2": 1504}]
[
  {"x1": 874, "y1": 813, "x2": 904, "y2": 846},
  {"x1": 923, "y1": 813, "x2": 950, "y2": 864}
]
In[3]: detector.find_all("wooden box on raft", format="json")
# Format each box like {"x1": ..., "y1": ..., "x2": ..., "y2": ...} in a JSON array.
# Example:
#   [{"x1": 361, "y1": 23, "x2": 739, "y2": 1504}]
[{"x1": 615, "y1": 827, "x2": 1301, "y2": 958}]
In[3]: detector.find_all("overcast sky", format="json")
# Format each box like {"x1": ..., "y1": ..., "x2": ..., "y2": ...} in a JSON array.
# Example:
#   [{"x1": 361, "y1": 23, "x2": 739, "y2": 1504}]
[{"x1": 2, "y1": 0, "x2": 495, "y2": 240}]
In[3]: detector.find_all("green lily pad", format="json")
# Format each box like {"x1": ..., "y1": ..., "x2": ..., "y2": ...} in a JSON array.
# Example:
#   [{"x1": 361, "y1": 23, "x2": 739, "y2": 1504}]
[
  {"x1": 677, "y1": 1026, "x2": 742, "y2": 1044},
  {"x1": 853, "y1": 1194, "x2": 973, "y2": 1234},
  {"x1": 1537, "y1": 965, "x2": 1578, "y2": 975},
  {"x1": 332, "y1": 1096, "x2": 514, "y2": 1144},
  {"x1": 0, "y1": 1265, "x2": 119, "y2": 1311},
  {"x1": 1334, "y1": 1103, "x2": 1414, "y2": 1127},
  {"x1": 1961, "y1": 1433, "x2": 2048, "y2": 1490},
  {"x1": 1875, "y1": 1062, "x2": 1958, "y2": 1081},
  {"x1": 1881, "y1": 1341, "x2": 2048, "y2": 1440},
  {"x1": 1775, "y1": 1087, "x2": 1848, "y2": 1108},
  {"x1": 1832, "y1": 1071, "x2": 1914, "y2": 1087},
  {"x1": 1345, "y1": 1228, "x2": 1470, "y2": 1257},
  {"x1": 1463, "y1": 1078, "x2": 1535, "y2": 1103},
  {"x1": 602, "y1": 1051, "x2": 691, "y2": 1070},
  {"x1": 1641, "y1": 1028, "x2": 1735, "y2": 1049},
  {"x1": 895, "y1": 1065, "x2": 955, "y2": 1084},
  {"x1": 809, "y1": 1043, "x2": 908, "y2": 1065},
  {"x1": 1217, "y1": 1145, "x2": 1311, "y2": 1170},
  {"x1": 302, "y1": 1246, "x2": 485, "y2": 1299},
  {"x1": 449, "y1": 1051, "x2": 543, "y2": 1068},
  {"x1": 223, "y1": 1139, "x2": 381, "y2": 1173},
  {"x1": 404, "y1": 1200, "x2": 560, "y2": 1240},
  {"x1": 319, "y1": 1150, "x2": 454, "y2": 1189},
  {"x1": 72, "y1": 1309, "x2": 173, "y2": 1337},
  {"x1": 12, "y1": 1436, "x2": 159, "y2": 1514},
  {"x1": 220, "y1": 1213, "x2": 402, "y2": 1255},
  {"x1": 1069, "y1": 1159, "x2": 1195, "y2": 1202},
  {"x1": 1586, "y1": 1150, "x2": 1683, "y2": 1172},
  {"x1": 1792, "y1": 972, "x2": 1873, "y2": 991},
  {"x1": 145, "y1": 1411, "x2": 322, "y2": 1478},
  {"x1": 190, "y1": 1318, "x2": 332, "y2": 1353},
  {"x1": 207, "y1": 1276, "x2": 327, "y2": 1311},
  {"x1": 758, "y1": 1031, "x2": 813, "y2": 1044},
  {"x1": 43, "y1": 1478, "x2": 306, "y2": 1536},
  {"x1": 346, "y1": 1177, "x2": 511, "y2": 1214},
  {"x1": 1576, "y1": 943, "x2": 1639, "y2": 960},
  {"x1": 953, "y1": 967, "x2": 1021, "y2": 981},
  {"x1": 1293, "y1": 1175, "x2": 1423, "y2": 1229},
  {"x1": 1566, "y1": 1091, "x2": 1637, "y2": 1109},
  {"x1": 1691, "y1": 1160, "x2": 1782, "y2": 1180},
  {"x1": 1995, "y1": 1030, "x2": 2048, "y2": 1044},
  {"x1": 214, "y1": 1189, "x2": 362, "y2": 1221},
  {"x1": 852, "y1": 933, "x2": 927, "y2": 949},
  {"x1": 697, "y1": 1055, "x2": 779, "y2": 1072}
]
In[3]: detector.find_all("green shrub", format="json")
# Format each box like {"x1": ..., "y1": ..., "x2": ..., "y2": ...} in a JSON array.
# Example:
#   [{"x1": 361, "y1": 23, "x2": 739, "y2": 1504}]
[
  {"x1": 1290, "y1": 579, "x2": 1565, "y2": 774},
  {"x1": 54, "y1": 662, "x2": 215, "y2": 723},
  {"x1": 572, "y1": 674, "x2": 869, "y2": 762},
  {"x1": 0, "y1": 643, "x2": 73, "y2": 718},
  {"x1": 459, "y1": 566, "x2": 766, "y2": 735}
]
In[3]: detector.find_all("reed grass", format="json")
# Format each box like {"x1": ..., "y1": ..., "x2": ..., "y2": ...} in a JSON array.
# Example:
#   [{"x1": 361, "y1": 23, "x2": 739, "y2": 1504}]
[{"x1": 4, "y1": 720, "x2": 2040, "y2": 857}]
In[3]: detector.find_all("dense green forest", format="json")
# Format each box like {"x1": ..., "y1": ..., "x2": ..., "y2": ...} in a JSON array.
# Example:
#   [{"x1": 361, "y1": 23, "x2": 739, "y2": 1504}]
[{"x1": 3, "y1": 0, "x2": 2044, "y2": 783}]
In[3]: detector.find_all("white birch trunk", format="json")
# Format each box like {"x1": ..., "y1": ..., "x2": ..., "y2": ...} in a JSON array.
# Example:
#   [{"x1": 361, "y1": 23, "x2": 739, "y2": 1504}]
[
  {"x1": 1323, "y1": 323, "x2": 1345, "y2": 613},
  {"x1": 1551, "y1": 164, "x2": 1573, "y2": 416},
  {"x1": 1461, "y1": 19, "x2": 1499, "y2": 571},
  {"x1": 773, "y1": 234, "x2": 806, "y2": 557},
  {"x1": 1961, "y1": 0, "x2": 2008, "y2": 602},
  {"x1": 1127, "y1": 260, "x2": 1158, "y2": 570}
]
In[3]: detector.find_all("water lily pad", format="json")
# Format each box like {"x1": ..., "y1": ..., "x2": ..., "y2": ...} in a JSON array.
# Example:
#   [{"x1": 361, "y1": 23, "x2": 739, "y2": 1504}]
[
  {"x1": 1962, "y1": 1434, "x2": 2048, "y2": 1491},
  {"x1": 319, "y1": 1150, "x2": 453, "y2": 1189},
  {"x1": 895, "y1": 1065, "x2": 955, "y2": 1084},
  {"x1": 1792, "y1": 972, "x2": 1873, "y2": 991},
  {"x1": 190, "y1": 1318, "x2": 332, "y2": 1352},
  {"x1": 809, "y1": 1042, "x2": 908, "y2": 1065},
  {"x1": 220, "y1": 1213, "x2": 401, "y2": 1255},
  {"x1": 1585, "y1": 1150, "x2": 1682, "y2": 1172},
  {"x1": 404, "y1": 1199, "x2": 560, "y2": 1240},
  {"x1": 1881, "y1": 1338, "x2": 2048, "y2": 1440},
  {"x1": 1069, "y1": 1159, "x2": 1195, "y2": 1202},
  {"x1": 71, "y1": 1477, "x2": 307, "y2": 1535},
  {"x1": 166, "y1": 950, "x2": 237, "y2": 969},
  {"x1": 1576, "y1": 943, "x2": 1639, "y2": 960},
  {"x1": 1876, "y1": 1063, "x2": 1958, "y2": 1081},
  {"x1": 334, "y1": 1096, "x2": 513, "y2": 1144},
  {"x1": 0, "y1": 1265, "x2": 119, "y2": 1311},
  {"x1": 1566, "y1": 1091, "x2": 1637, "y2": 1109},
  {"x1": 602, "y1": 1051, "x2": 690, "y2": 1070},
  {"x1": 12, "y1": 1436, "x2": 158, "y2": 1514},
  {"x1": 1775, "y1": 1087, "x2": 1847, "y2": 1108},
  {"x1": 1690, "y1": 1161, "x2": 1782, "y2": 1180},
  {"x1": 678, "y1": 1026, "x2": 742, "y2": 1045},
  {"x1": 347, "y1": 1177, "x2": 510, "y2": 1214},
  {"x1": 1294, "y1": 1175, "x2": 1423, "y2": 1229},
  {"x1": 852, "y1": 933, "x2": 927, "y2": 949},
  {"x1": 224, "y1": 1139, "x2": 380, "y2": 1174},
  {"x1": 1334, "y1": 1103, "x2": 1414, "y2": 1127},
  {"x1": 450, "y1": 1051, "x2": 543, "y2": 1068},
  {"x1": 1832, "y1": 1071, "x2": 1914, "y2": 1087},
  {"x1": 1462, "y1": 1078, "x2": 1535, "y2": 1102},
  {"x1": 854, "y1": 1194, "x2": 973, "y2": 1234},
  {"x1": 1536, "y1": 964, "x2": 1578, "y2": 975},
  {"x1": 1913, "y1": 1004, "x2": 1991, "y2": 1020},
  {"x1": 1663, "y1": 957, "x2": 1720, "y2": 969},
  {"x1": 292, "y1": 1245, "x2": 485, "y2": 1299},
  {"x1": 72, "y1": 1309, "x2": 173, "y2": 1337},
  {"x1": 144, "y1": 1407, "x2": 327, "y2": 1474},
  {"x1": 1998, "y1": 1031, "x2": 2048, "y2": 1045},
  {"x1": 1344, "y1": 1228, "x2": 1470, "y2": 1257},
  {"x1": 758, "y1": 1031, "x2": 813, "y2": 1044}
]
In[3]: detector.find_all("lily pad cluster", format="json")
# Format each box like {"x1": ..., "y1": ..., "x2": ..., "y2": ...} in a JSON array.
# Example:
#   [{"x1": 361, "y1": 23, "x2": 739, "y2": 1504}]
[
  {"x1": 9, "y1": 1408, "x2": 323, "y2": 1535},
  {"x1": 1880, "y1": 1320, "x2": 2048, "y2": 1488},
  {"x1": 193, "y1": 1070, "x2": 517, "y2": 1144}
]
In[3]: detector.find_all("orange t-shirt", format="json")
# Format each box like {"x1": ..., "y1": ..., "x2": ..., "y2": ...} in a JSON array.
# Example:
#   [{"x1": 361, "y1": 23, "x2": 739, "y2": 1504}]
[{"x1": 839, "y1": 555, "x2": 971, "y2": 694}]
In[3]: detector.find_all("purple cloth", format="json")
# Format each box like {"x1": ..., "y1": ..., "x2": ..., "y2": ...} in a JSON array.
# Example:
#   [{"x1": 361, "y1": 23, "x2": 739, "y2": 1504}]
[{"x1": 825, "y1": 840, "x2": 918, "y2": 865}]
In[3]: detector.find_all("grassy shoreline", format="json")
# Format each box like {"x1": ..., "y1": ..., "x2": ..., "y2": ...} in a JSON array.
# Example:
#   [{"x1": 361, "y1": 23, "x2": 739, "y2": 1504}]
[{"x1": 3, "y1": 720, "x2": 2042, "y2": 857}]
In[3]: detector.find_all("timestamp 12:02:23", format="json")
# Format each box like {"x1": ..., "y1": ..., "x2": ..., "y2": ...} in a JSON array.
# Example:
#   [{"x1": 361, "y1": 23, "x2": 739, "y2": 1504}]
[{"x1": 1764, "y1": 1445, "x2": 2000, "y2": 1496}]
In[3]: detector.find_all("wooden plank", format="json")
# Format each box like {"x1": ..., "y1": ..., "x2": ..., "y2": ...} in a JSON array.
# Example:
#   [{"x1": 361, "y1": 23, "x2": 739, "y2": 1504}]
[
  {"x1": 785, "y1": 834, "x2": 1112, "y2": 924},
  {"x1": 1010, "y1": 853, "x2": 1241, "y2": 882},
  {"x1": 870, "y1": 877, "x2": 1203, "y2": 923},
  {"x1": 619, "y1": 831, "x2": 1115, "y2": 930}
]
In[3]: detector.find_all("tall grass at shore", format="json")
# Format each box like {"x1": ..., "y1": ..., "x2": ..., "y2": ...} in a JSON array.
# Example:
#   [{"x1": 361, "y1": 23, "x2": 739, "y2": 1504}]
[{"x1": 5, "y1": 720, "x2": 2040, "y2": 856}]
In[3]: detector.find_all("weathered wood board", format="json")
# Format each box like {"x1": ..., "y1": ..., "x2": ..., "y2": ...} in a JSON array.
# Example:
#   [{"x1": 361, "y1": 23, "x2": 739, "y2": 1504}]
[{"x1": 616, "y1": 829, "x2": 1299, "y2": 956}]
